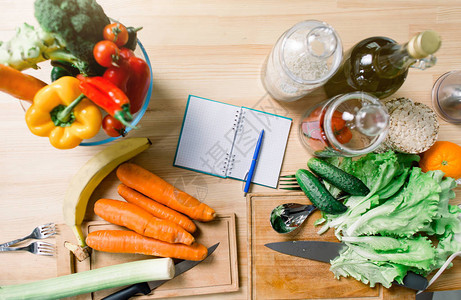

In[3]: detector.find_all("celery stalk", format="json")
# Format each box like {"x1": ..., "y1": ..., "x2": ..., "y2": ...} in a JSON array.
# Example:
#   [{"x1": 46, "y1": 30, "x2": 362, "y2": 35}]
[{"x1": 0, "y1": 258, "x2": 174, "y2": 300}]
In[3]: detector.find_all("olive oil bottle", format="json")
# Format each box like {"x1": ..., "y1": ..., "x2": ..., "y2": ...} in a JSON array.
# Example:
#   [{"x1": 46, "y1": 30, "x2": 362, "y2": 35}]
[{"x1": 324, "y1": 31, "x2": 441, "y2": 99}]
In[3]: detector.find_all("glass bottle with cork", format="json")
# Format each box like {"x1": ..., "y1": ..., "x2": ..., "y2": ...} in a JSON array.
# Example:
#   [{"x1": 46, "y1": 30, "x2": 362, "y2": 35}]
[{"x1": 323, "y1": 31, "x2": 442, "y2": 99}]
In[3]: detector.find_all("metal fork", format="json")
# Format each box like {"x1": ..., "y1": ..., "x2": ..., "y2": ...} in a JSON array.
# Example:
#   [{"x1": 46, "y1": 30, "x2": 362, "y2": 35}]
[
  {"x1": 0, "y1": 223, "x2": 56, "y2": 248},
  {"x1": 279, "y1": 174, "x2": 301, "y2": 190},
  {"x1": 0, "y1": 241, "x2": 55, "y2": 256}
]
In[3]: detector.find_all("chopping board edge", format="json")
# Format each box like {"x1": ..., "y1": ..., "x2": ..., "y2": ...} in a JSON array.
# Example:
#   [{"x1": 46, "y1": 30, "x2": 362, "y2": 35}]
[{"x1": 56, "y1": 213, "x2": 239, "y2": 300}]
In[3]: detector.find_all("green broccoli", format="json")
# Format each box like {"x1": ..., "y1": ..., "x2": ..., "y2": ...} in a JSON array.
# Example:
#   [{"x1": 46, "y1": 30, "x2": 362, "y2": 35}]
[
  {"x1": 34, "y1": 0, "x2": 111, "y2": 75},
  {"x1": 0, "y1": 22, "x2": 86, "y2": 72}
]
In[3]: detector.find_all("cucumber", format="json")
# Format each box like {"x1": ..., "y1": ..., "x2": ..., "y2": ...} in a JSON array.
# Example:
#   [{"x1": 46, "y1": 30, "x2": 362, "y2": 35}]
[
  {"x1": 295, "y1": 169, "x2": 347, "y2": 215},
  {"x1": 307, "y1": 157, "x2": 370, "y2": 196}
]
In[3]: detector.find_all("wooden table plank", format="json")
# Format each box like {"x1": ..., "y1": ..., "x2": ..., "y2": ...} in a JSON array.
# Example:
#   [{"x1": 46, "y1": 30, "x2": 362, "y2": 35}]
[{"x1": 1, "y1": 1, "x2": 461, "y2": 299}]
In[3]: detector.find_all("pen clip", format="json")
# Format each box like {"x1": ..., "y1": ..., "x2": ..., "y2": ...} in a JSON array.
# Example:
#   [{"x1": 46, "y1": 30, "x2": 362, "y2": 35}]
[{"x1": 242, "y1": 172, "x2": 249, "y2": 192}]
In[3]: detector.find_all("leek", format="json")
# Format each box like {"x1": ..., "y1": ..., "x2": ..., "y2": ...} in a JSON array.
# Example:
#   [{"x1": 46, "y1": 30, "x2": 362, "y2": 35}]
[{"x1": 0, "y1": 258, "x2": 174, "y2": 300}]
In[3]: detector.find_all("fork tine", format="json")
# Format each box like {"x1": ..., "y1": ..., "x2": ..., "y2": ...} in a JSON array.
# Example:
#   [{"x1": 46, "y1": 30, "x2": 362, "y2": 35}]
[
  {"x1": 40, "y1": 244, "x2": 55, "y2": 250},
  {"x1": 280, "y1": 187, "x2": 302, "y2": 191},
  {"x1": 39, "y1": 223, "x2": 57, "y2": 237},
  {"x1": 38, "y1": 241, "x2": 54, "y2": 246},
  {"x1": 280, "y1": 174, "x2": 296, "y2": 178},
  {"x1": 40, "y1": 223, "x2": 56, "y2": 231},
  {"x1": 41, "y1": 229, "x2": 57, "y2": 236},
  {"x1": 37, "y1": 250, "x2": 54, "y2": 256},
  {"x1": 36, "y1": 242, "x2": 55, "y2": 255}
]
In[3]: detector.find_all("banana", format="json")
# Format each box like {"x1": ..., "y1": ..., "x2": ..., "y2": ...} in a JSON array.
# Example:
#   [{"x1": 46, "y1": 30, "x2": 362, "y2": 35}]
[{"x1": 63, "y1": 137, "x2": 151, "y2": 246}]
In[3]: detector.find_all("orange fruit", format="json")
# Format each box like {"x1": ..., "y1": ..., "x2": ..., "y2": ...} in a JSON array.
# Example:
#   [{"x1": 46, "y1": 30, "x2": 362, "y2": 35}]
[{"x1": 420, "y1": 141, "x2": 461, "y2": 178}]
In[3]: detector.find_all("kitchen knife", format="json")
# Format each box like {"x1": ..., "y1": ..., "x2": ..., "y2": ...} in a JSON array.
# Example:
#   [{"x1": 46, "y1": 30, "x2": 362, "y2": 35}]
[
  {"x1": 265, "y1": 241, "x2": 428, "y2": 291},
  {"x1": 103, "y1": 243, "x2": 220, "y2": 300}
]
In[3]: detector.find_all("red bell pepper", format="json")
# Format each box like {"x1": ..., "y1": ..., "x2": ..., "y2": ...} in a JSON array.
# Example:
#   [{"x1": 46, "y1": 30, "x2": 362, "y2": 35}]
[
  {"x1": 125, "y1": 56, "x2": 150, "y2": 114},
  {"x1": 103, "y1": 48, "x2": 151, "y2": 114}
]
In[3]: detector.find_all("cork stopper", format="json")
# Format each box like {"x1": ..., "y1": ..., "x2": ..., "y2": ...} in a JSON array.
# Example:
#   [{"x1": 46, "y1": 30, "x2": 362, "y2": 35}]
[{"x1": 407, "y1": 30, "x2": 441, "y2": 59}]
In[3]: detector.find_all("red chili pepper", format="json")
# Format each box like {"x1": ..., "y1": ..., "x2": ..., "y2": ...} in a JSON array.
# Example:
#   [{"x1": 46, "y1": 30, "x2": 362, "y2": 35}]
[
  {"x1": 85, "y1": 76, "x2": 131, "y2": 107},
  {"x1": 77, "y1": 75, "x2": 135, "y2": 128}
]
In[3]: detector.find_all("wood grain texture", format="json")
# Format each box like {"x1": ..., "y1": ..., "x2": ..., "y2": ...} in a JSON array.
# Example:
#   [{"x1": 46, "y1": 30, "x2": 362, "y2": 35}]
[
  {"x1": 56, "y1": 215, "x2": 238, "y2": 299},
  {"x1": 247, "y1": 192, "x2": 418, "y2": 299},
  {"x1": 1, "y1": 1, "x2": 461, "y2": 299}
]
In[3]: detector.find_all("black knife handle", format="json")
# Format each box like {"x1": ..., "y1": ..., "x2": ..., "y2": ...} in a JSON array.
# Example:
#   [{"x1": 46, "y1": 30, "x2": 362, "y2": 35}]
[
  {"x1": 393, "y1": 271, "x2": 428, "y2": 291},
  {"x1": 102, "y1": 282, "x2": 151, "y2": 300}
]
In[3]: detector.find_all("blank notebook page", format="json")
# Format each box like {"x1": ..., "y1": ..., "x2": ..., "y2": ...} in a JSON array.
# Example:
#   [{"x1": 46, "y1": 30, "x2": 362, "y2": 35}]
[
  {"x1": 228, "y1": 107, "x2": 292, "y2": 188},
  {"x1": 174, "y1": 96, "x2": 239, "y2": 177}
]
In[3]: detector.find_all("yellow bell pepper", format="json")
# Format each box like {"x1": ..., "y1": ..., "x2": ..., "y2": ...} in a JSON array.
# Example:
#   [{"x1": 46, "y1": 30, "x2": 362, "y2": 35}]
[{"x1": 25, "y1": 76, "x2": 102, "y2": 149}]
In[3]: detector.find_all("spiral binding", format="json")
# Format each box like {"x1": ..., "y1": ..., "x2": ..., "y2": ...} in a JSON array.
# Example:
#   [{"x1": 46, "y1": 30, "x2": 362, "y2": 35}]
[
  {"x1": 237, "y1": 109, "x2": 246, "y2": 133},
  {"x1": 224, "y1": 109, "x2": 243, "y2": 176}
]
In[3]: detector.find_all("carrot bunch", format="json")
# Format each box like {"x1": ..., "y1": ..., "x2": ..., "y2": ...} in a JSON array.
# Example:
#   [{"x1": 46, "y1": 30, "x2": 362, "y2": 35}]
[{"x1": 86, "y1": 163, "x2": 217, "y2": 261}]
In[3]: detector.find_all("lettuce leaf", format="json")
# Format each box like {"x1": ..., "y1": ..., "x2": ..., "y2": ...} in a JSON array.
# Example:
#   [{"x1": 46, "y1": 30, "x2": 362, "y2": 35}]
[
  {"x1": 345, "y1": 167, "x2": 440, "y2": 237},
  {"x1": 343, "y1": 236, "x2": 436, "y2": 271},
  {"x1": 318, "y1": 151, "x2": 461, "y2": 289},
  {"x1": 330, "y1": 247, "x2": 409, "y2": 288}
]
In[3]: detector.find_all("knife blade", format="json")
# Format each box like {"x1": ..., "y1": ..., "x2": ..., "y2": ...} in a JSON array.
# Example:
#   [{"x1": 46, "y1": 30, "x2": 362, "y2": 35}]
[
  {"x1": 265, "y1": 241, "x2": 428, "y2": 291},
  {"x1": 103, "y1": 243, "x2": 220, "y2": 300}
]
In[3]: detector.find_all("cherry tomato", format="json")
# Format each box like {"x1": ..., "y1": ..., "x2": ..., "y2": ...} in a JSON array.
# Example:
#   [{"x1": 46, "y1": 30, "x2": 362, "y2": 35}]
[
  {"x1": 93, "y1": 40, "x2": 120, "y2": 68},
  {"x1": 102, "y1": 115, "x2": 126, "y2": 137},
  {"x1": 103, "y1": 23, "x2": 129, "y2": 47}
]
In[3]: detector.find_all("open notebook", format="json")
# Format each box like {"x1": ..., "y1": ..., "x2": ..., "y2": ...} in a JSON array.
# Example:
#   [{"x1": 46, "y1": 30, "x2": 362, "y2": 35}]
[{"x1": 174, "y1": 95, "x2": 292, "y2": 188}]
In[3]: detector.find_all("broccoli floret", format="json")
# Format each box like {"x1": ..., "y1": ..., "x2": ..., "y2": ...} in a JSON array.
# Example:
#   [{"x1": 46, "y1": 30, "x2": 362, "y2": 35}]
[
  {"x1": 34, "y1": 0, "x2": 110, "y2": 75},
  {"x1": 0, "y1": 22, "x2": 87, "y2": 72}
]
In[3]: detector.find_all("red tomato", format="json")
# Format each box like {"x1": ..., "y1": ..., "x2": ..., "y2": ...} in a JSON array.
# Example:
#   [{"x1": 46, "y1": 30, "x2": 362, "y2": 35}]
[
  {"x1": 102, "y1": 115, "x2": 126, "y2": 137},
  {"x1": 93, "y1": 41, "x2": 120, "y2": 68},
  {"x1": 103, "y1": 23, "x2": 129, "y2": 47},
  {"x1": 119, "y1": 47, "x2": 135, "y2": 60}
]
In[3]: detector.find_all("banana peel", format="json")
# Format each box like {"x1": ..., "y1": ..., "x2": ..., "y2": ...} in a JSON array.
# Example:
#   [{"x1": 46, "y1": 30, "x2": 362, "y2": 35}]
[{"x1": 63, "y1": 137, "x2": 151, "y2": 255}]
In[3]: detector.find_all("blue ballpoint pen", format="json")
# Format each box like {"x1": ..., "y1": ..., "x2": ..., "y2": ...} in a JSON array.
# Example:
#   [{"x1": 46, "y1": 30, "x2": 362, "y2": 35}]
[{"x1": 244, "y1": 129, "x2": 264, "y2": 196}]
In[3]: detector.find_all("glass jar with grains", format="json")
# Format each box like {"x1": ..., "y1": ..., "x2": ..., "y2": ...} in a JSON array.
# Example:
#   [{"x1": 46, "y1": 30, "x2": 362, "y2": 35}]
[{"x1": 261, "y1": 20, "x2": 343, "y2": 102}]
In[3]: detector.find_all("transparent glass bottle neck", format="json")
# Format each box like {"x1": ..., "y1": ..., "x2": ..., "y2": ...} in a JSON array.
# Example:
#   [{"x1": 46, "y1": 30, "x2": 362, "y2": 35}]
[{"x1": 374, "y1": 42, "x2": 417, "y2": 79}]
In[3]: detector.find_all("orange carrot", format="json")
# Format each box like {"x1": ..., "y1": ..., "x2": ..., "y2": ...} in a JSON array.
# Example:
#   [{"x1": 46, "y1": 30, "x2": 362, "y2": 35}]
[
  {"x1": 116, "y1": 163, "x2": 216, "y2": 222},
  {"x1": 86, "y1": 230, "x2": 208, "y2": 261},
  {"x1": 0, "y1": 64, "x2": 47, "y2": 102},
  {"x1": 117, "y1": 183, "x2": 197, "y2": 233},
  {"x1": 94, "y1": 199, "x2": 195, "y2": 245}
]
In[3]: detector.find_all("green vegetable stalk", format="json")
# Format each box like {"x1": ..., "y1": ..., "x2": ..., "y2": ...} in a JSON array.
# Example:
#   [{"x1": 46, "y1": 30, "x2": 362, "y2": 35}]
[
  {"x1": 0, "y1": 258, "x2": 174, "y2": 300},
  {"x1": 0, "y1": 23, "x2": 86, "y2": 72},
  {"x1": 0, "y1": 0, "x2": 111, "y2": 75}
]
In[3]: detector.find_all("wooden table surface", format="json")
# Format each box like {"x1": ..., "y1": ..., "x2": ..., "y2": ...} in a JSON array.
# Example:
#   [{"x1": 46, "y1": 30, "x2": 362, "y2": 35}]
[{"x1": 1, "y1": 1, "x2": 461, "y2": 299}]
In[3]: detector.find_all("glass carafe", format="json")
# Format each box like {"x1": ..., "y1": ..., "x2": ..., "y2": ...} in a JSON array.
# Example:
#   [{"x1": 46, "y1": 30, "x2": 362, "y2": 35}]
[
  {"x1": 261, "y1": 20, "x2": 343, "y2": 102},
  {"x1": 299, "y1": 92, "x2": 389, "y2": 157}
]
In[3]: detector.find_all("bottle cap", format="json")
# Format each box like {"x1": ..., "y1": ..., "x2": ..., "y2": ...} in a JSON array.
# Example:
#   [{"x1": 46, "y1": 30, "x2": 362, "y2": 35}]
[{"x1": 408, "y1": 30, "x2": 441, "y2": 59}]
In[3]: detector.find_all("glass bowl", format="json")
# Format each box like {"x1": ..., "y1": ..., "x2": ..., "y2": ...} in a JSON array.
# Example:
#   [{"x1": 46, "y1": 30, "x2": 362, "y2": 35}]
[
  {"x1": 431, "y1": 70, "x2": 461, "y2": 124},
  {"x1": 20, "y1": 39, "x2": 153, "y2": 147},
  {"x1": 81, "y1": 40, "x2": 153, "y2": 146}
]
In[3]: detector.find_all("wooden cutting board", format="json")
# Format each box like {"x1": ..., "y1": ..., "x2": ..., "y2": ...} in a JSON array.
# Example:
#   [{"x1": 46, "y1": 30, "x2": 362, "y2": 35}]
[
  {"x1": 56, "y1": 214, "x2": 238, "y2": 299},
  {"x1": 247, "y1": 192, "x2": 461, "y2": 300}
]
